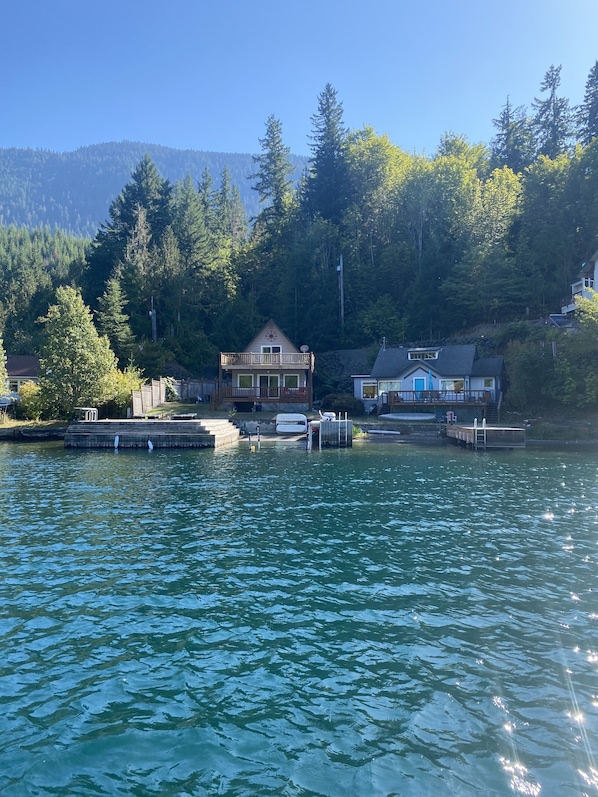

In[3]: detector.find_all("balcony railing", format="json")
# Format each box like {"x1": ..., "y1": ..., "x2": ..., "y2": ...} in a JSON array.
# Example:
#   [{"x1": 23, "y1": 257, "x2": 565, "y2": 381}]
[
  {"x1": 220, "y1": 352, "x2": 313, "y2": 368},
  {"x1": 384, "y1": 390, "x2": 490, "y2": 406},
  {"x1": 218, "y1": 386, "x2": 308, "y2": 402}
]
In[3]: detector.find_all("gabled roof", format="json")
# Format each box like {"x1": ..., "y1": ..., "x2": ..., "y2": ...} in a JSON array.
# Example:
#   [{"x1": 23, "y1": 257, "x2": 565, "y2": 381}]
[
  {"x1": 578, "y1": 248, "x2": 598, "y2": 278},
  {"x1": 243, "y1": 320, "x2": 300, "y2": 353},
  {"x1": 6, "y1": 355, "x2": 40, "y2": 377},
  {"x1": 470, "y1": 357, "x2": 504, "y2": 377},
  {"x1": 371, "y1": 345, "x2": 478, "y2": 379}
]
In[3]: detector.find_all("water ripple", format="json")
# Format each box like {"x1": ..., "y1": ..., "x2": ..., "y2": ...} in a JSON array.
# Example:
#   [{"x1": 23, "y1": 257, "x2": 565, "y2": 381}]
[{"x1": 0, "y1": 443, "x2": 597, "y2": 795}]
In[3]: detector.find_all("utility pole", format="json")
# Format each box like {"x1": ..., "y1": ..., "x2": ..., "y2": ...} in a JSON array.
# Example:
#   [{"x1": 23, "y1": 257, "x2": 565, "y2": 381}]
[
  {"x1": 149, "y1": 296, "x2": 157, "y2": 342},
  {"x1": 337, "y1": 254, "x2": 344, "y2": 331}
]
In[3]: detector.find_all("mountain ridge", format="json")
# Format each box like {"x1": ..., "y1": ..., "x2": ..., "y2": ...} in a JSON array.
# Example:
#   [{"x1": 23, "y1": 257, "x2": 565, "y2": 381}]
[{"x1": 0, "y1": 141, "x2": 308, "y2": 238}]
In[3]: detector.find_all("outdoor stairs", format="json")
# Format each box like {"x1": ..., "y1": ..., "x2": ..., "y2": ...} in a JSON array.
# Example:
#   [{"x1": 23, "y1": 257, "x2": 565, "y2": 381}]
[
  {"x1": 64, "y1": 418, "x2": 240, "y2": 449},
  {"x1": 485, "y1": 402, "x2": 499, "y2": 423}
]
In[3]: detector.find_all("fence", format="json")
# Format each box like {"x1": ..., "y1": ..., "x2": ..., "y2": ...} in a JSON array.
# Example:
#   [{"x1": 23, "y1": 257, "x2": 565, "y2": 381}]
[{"x1": 131, "y1": 378, "x2": 167, "y2": 417}]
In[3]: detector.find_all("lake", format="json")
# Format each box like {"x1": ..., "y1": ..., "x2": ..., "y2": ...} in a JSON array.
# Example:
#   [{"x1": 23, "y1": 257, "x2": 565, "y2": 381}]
[{"x1": 1, "y1": 440, "x2": 597, "y2": 796}]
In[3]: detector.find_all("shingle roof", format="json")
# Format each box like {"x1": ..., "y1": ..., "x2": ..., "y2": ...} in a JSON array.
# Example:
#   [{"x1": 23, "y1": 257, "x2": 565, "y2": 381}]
[
  {"x1": 371, "y1": 345, "x2": 478, "y2": 379},
  {"x1": 6, "y1": 355, "x2": 40, "y2": 378}
]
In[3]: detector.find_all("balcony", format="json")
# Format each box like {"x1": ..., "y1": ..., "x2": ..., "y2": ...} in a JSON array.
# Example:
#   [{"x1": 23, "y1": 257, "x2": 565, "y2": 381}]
[
  {"x1": 217, "y1": 386, "x2": 308, "y2": 403},
  {"x1": 561, "y1": 278, "x2": 595, "y2": 314},
  {"x1": 220, "y1": 352, "x2": 313, "y2": 369},
  {"x1": 384, "y1": 390, "x2": 490, "y2": 408}
]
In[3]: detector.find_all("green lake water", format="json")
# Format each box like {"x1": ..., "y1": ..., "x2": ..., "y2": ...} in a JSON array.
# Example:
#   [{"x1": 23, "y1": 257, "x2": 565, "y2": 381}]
[{"x1": 1, "y1": 440, "x2": 597, "y2": 796}]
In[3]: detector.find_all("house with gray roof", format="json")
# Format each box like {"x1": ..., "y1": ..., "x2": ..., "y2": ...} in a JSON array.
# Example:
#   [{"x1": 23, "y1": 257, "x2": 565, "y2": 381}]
[{"x1": 352, "y1": 344, "x2": 504, "y2": 422}]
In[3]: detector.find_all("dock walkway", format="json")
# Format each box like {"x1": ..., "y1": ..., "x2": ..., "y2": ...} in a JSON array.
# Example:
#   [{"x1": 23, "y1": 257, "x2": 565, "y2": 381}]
[
  {"x1": 445, "y1": 423, "x2": 525, "y2": 450},
  {"x1": 64, "y1": 419, "x2": 239, "y2": 449}
]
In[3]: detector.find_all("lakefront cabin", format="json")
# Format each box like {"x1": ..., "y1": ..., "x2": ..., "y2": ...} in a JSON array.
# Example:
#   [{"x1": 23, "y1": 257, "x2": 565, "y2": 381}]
[
  {"x1": 5, "y1": 355, "x2": 40, "y2": 393},
  {"x1": 215, "y1": 321, "x2": 314, "y2": 412},
  {"x1": 561, "y1": 247, "x2": 598, "y2": 315},
  {"x1": 353, "y1": 344, "x2": 504, "y2": 423}
]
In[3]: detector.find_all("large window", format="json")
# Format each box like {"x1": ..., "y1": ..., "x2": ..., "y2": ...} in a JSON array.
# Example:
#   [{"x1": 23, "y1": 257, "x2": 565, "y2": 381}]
[
  {"x1": 238, "y1": 374, "x2": 253, "y2": 388},
  {"x1": 362, "y1": 382, "x2": 378, "y2": 399},
  {"x1": 440, "y1": 379, "x2": 464, "y2": 393},
  {"x1": 379, "y1": 380, "x2": 401, "y2": 393},
  {"x1": 284, "y1": 374, "x2": 299, "y2": 388}
]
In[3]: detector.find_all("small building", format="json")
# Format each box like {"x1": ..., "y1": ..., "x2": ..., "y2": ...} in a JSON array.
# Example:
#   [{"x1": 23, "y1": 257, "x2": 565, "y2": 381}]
[
  {"x1": 561, "y1": 248, "x2": 598, "y2": 315},
  {"x1": 216, "y1": 321, "x2": 314, "y2": 412},
  {"x1": 5, "y1": 355, "x2": 40, "y2": 393},
  {"x1": 353, "y1": 344, "x2": 504, "y2": 423}
]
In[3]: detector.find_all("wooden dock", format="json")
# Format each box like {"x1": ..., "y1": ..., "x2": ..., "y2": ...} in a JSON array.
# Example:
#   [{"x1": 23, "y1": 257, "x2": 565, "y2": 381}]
[
  {"x1": 64, "y1": 418, "x2": 240, "y2": 449},
  {"x1": 445, "y1": 423, "x2": 525, "y2": 450}
]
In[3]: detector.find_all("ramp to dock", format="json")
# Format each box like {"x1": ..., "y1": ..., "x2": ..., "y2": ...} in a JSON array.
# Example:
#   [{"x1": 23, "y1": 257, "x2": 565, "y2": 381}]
[{"x1": 64, "y1": 419, "x2": 240, "y2": 449}]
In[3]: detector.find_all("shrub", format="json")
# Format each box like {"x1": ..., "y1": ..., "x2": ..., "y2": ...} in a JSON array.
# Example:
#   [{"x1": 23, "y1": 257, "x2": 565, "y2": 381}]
[
  {"x1": 320, "y1": 393, "x2": 365, "y2": 416},
  {"x1": 17, "y1": 381, "x2": 43, "y2": 421}
]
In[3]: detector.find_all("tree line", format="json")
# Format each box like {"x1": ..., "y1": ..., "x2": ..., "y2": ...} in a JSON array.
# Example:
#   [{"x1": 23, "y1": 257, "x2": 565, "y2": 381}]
[{"x1": 0, "y1": 63, "x2": 598, "y2": 414}]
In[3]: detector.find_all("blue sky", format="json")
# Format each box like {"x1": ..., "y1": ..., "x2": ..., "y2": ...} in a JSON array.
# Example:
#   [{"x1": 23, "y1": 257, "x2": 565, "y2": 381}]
[{"x1": 2, "y1": 0, "x2": 597, "y2": 157}]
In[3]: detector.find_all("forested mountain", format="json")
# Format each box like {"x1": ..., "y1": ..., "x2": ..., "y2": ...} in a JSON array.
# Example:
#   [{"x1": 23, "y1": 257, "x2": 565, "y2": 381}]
[
  {"x1": 2, "y1": 64, "x2": 598, "y2": 395},
  {"x1": 0, "y1": 142, "x2": 307, "y2": 237}
]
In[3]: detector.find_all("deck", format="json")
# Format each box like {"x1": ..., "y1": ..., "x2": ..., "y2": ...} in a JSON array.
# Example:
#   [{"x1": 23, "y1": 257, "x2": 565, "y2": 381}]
[
  {"x1": 64, "y1": 419, "x2": 240, "y2": 449},
  {"x1": 445, "y1": 424, "x2": 525, "y2": 450}
]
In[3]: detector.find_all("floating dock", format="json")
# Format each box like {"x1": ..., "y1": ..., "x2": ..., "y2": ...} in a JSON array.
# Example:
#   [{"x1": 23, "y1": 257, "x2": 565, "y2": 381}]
[
  {"x1": 64, "y1": 419, "x2": 240, "y2": 449},
  {"x1": 445, "y1": 422, "x2": 525, "y2": 450}
]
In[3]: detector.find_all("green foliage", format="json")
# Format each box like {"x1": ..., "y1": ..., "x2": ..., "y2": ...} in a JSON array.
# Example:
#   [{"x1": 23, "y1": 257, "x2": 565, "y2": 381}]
[
  {"x1": 100, "y1": 364, "x2": 145, "y2": 417},
  {"x1": 503, "y1": 338, "x2": 556, "y2": 413},
  {"x1": 0, "y1": 337, "x2": 7, "y2": 389},
  {"x1": 38, "y1": 286, "x2": 117, "y2": 418},
  {"x1": 320, "y1": 393, "x2": 365, "y2": 416},
  {"x1": 16, "y1": 381, "x2": 43, "y2": 420}
]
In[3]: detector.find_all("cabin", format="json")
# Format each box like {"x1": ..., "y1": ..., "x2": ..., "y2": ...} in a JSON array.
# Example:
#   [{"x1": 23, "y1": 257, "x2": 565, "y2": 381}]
[
  {"x1": 353, "y1": 344, "x2": 504, "y2": 423},
  {"x1": 5, "y1": 355, "x2": 40, "y2": 393},
  {"x1": 215, "y1": 321, "x2": 314, "y2": 412},
  {"x1": 561, "y1": 248, "x2": 598, "y2": 315}
]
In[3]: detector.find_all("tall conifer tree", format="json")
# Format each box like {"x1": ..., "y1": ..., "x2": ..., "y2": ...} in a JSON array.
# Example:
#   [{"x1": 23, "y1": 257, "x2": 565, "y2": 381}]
[
  {"x1": 578, "y1": 60, "x2": 598, "y2": 147},
  {"x1": 532, "y1": 65, "x2": 573, "y2": 159},
  {"x1": 303, "y1": 84, "x2": 349, "y2": 224}
]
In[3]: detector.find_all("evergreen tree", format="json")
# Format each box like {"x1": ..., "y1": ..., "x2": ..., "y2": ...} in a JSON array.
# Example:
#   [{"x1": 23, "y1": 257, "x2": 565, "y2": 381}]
[
  {"x1": 532, "y1": 65, "x2": 573, "y2": 159},
  {"x1": 490, "y1": 97, "x2": 535, "y2": 173},
  {"x1": 251, "y1": 115, "x2": 295, "y2": 223},
  {"x1": 303, "y1": 84, "x2": 349, "y2": 224},
  {"x1": 577, "y1": 60, "x2": 598, "y2": 147},
  {"x1": 38, "y1": 286, "x2": 117, "y2": 417},
  {"x1": 84, "y1": 155, "x2": 172, "y2": 305},
  {"x1": 96, "y1": 276, "x2": 136, "y2": 365}
]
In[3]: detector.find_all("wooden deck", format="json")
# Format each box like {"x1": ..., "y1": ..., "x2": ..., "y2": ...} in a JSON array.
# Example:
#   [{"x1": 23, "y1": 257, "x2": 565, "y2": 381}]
[
  {"x1": 445, "y1": 424, "x2": 525, "y2": 450},
  {"x1": 64, "y1": 419, "x2": 240, "y2": 449}
]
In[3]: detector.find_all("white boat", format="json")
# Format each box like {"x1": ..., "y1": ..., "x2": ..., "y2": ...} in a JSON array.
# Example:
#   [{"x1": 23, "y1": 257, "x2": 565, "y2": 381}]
[{"x1": 275, "y1": 413, "x2": 308, "y2": 434}]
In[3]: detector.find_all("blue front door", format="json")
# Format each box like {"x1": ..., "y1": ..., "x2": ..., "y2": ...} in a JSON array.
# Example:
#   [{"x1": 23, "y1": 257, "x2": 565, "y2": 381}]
[{"x1": 414, "y1": 378, "x2": 425, "y2": 399}]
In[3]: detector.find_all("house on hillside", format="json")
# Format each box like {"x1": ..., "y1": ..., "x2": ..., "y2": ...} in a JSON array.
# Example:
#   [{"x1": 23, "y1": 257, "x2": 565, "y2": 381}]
[
  {"x1": 5, "y1": 355, "x2": 40, "y2": 393},
  {"x1": 561, "y1": 247, "x2": 598, "y2": 315},
  {"x1": 215, "y1": 321, "x2": 314, "y2": 412},
  {"x1": 352, "y1": 344, "x2": 504, "y2": 422}
]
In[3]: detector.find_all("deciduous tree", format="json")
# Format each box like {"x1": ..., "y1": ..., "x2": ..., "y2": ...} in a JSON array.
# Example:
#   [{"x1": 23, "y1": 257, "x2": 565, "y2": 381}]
[{"x1": 38, "y1": 286, "x2": 117, "y2": 418}]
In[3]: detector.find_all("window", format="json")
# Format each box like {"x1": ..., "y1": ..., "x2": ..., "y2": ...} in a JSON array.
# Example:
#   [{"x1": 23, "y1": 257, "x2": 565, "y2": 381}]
[
  {"x1": 284, "y1": 374, "x2": 299, "y2": 388},
  {"x1": 362, "y1": 382, "x2": 378, "y2": 399},
  {"x1": 379, "y1": 380, "x2": 401, "y2": 392},
  {"x1": 238, "y1": 374, "x2": 253, "y2": 388},
  {"x1": 261, "y1": 345, "x2": 281, "y2": 354},
  {"x1": 483, "y1": 378, "x2": 494, "y2": 388},
  {"x1": 440, "y1": 379, "x2": 464, "y2": 393},
  {"x1": 408, "y1": 350, "x2": 439, "y2": 360}
]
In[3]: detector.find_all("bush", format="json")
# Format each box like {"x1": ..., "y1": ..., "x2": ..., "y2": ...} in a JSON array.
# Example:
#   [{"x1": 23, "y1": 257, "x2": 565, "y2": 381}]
[
  {"x1": 17, "y1": 381, "x2": 43, "y2": 421},
  {"x1": 320, "y1": 393, "x2": 365, "y2": 416}
]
